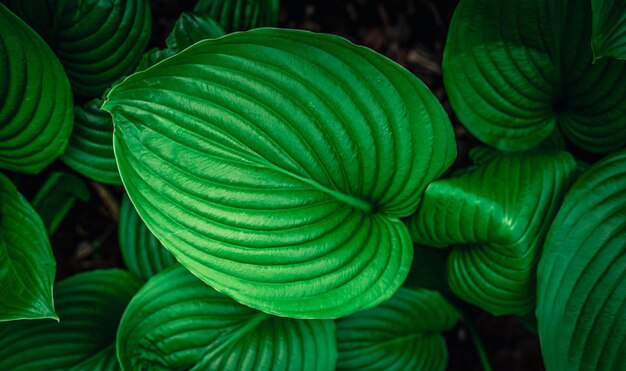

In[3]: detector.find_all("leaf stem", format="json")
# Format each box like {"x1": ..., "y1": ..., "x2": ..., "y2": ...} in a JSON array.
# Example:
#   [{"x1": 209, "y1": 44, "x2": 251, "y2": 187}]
[{"x1": 463, "y1": 309, "x2": 493, "y2": 371}]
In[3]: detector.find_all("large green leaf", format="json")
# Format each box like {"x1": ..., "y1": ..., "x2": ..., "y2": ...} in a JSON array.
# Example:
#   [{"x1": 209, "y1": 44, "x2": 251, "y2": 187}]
[
  {"x1": 102, "y1": 28, "x2": 456, "y2": 318},
  {"x1": 166, "y1": 12, "x2": 225, "y2": 52},
  {"x1": 117, "y1": 264, "x2": 337, "y2": 370},
  {"x1": 536, "y1": 149, "x2": 626, "y2": 371},
  {"x1": 0, "y1": 3, "x2": 73, "y2": 174},
  {"x1": 592, "y1": 0, "x2": 626, "y2": 60},
  {"x1": 0, "y1": 173, "x2": 56, "y2": 321},
  {"x1": 336, "y1": 287, "x2": 458, "y2": 371},
  {"x1": 407, "y1": 151, "x2": 576, "y2": 315},
  {"x1": 443, "y1": 0, "x2": 626, "y2": 153},
  {"x1": 0, "y1": 269, "x2": 141, "y2": 370},
  {"x1": 5, "y1": 0, "x2": 151, "y2": 97},
  {"x1": 119, "y1": 193, "x2": 176, "y2": 281},
  {"x1": 194, "y1": 0, "x2": 279, "y2": 33}
]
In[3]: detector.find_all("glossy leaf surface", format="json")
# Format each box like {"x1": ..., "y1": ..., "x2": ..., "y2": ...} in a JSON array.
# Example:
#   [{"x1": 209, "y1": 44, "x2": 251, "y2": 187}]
[
  {"x1": 103, "y1": 28, "x2": 456, "y2": 318},
  {"x1": 592, "y1": 0, "x2": 626, "y2": 60},
  {"x1": 407, "y1": 151, "x2": 576, "y2": 315},
  {"x1": 166, "y1": 12, "x2": 225, "y2": 52},
  {"x1": 194, "y1": 0, "x2": 279, "y2": 32},
  {"x1": 443, "y1": 0, "x2": 626, "y2": 153},
  {"x1": 0, "y1": 3, "x2": 73, "y2": 173},
  {"x1": 119, "y1": 193, "x2": 176, "y2": 281},
  {"x1": 0, "y1": 173, "x2": 56, "y2": 321},
  {"x1": 336, "y1": 287, "x2": 458, "y2": 371},
  {"x1": 537, "y1": 149, "x2": 626, "y2": 371},
  {"x1": 117, "y1": 265, "x2": 337, "y2": 370},
  {"x1": 0, "y1": 269, "x2": 141, "y2": 370}
]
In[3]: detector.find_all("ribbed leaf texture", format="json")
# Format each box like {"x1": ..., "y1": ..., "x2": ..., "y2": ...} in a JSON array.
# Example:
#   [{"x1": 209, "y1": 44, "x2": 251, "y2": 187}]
[
  {"x1": 194, "y1": 0, "x2": 279, "y2": 32},
  {"x1": 61, "y1": 99, "x2": 121, "y2": 185},
  {"x1": 407, "y1": 151, "x2": 576, "y2": 315},
  {"x1": 336, "y1": 288, "x2": 458, "y2": 371},
  {"x1": 103, "y1": 28, "x2": 456, "y2": 319},
  {"x1": 536, "y1": 149, "x2": 626, "y2": 371},
  {"x1": 592, "y1": 0, "x2": 626, "y2": 60},
  {"x1": 119, "y1": 193, "x2": 176, "y2": 281},
  {"x1": 117, "y1": 264, "x2": 337, "y2": 370},
  {"x1": 0, "y1": 173, "x2": 56, "y2": 321},
  {"x1": 443, "y1": 0, "x2": 626, "y2": 153},
  {"x1": 166, "y1": 12, "x2": 225, "y2": 52},
  {"x1": 0, "y1": 269, "x2": 141, "y2": 370},
  {"x1": 5, "y1": 0, "x2": 151, "y2": 97},
  {"x1": 0, "y1": 4, "x2": 73, "y2": 173}
]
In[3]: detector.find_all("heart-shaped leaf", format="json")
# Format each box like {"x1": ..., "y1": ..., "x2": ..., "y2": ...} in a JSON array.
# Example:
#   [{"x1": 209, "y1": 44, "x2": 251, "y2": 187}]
[
  {"x1": 0, "y1": 269, "x2": 141, "y2": 370},
  {"x1": 117, "y1": 264, "x2": 337, "y2": 370},
  {"x1": 592, "y1": 0, "x2": 626, "y2": 60},
  {"x1": 0, "y1": 173, "x2": 56, "y2": 321},
  {"x1": 536, "y1": 149, "x2": 626, "y2": 371},
  {"x1": 0, "y1": 3, "x2": 73, "y2": 174},
  {"x1": 443, "y1": 0, "x2": 626, "y2": 153},
  {"x1": 336, "y1": 287, "x2": 458, "y2": 371},
  {"x1": 166, "y1": 12, "x2": 225, "y2": 52},
  {"x1": 119, "y1": 193, "x2": 176, "y2": 281},
  {"x1": 194, "y1": 0, "x2": 279, "y2": 33},
  {"x1": 407, "y1": 151, "x2": 576, "y2": 315},
  {"x1": 103, "y1": 28, "x2": 456, "y2": 318}
]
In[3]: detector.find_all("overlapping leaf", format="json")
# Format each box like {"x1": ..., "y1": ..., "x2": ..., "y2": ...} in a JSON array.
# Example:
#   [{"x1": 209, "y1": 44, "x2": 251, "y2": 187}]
[
  {"x1": 0, "y1": 173, "x2": 56, "y2": 321},
  {"x1": 407, "y1": 151, "x2": 576, "y2": 315},
  {"x1": 443, "y1": 0, "x2": 626, "y2": 153},
  {"x1": 0, "y1": 269, "x2": 141, "y2": 370},
  {"x1": 0, "y1": 4, "x2": 73, "y2": 173},
  {"x1": 592, "y1": 0, "x2": 626, "y2": 60},
  {"x1": 103, "y1": 28, "x2": 456, "y2": 318},
  {"x1": 537, "y1": 149, "x2": 626, "y2": 371},
  {"x1": 194, "y1": 0, "x2": 279, "y2": 32},
  {"x1": 336, "y1": 288, "x2": 458, "y2": 371},
  {"x1": 166, "y1": 12, "x2": 225, "y2": 52},
  {"x1": 117, "y1": 265, "x2": 336, "y2": 370}
]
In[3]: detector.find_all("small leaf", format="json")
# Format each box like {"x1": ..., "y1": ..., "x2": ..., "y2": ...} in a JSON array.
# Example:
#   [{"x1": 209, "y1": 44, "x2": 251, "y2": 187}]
[
  {"x1": 0, "y1": 173, "x2": 56, "y2": 321},
  {"x1": 0, "y1": 3, "x2": 73, "y2": 173},
  {"x1": 0, "y1": 269, "x2": 141, "y2": 370},
  {"x1": 194, "y1": 0, "x2": 279, "y2": 32},
  {"x1": 537, "y1": 149, "x2": 626, "y2": 371},
  {"x1": 119, "y1": 193, "x2": 176, "y2": 281},
  {"x1": 103, "y1": 28, "x2": 456, "y2": 318},
  {"x1": 336, "y1": 287, "x2": 458, "y2": 371},
  {"x1": 117, "y1": 264, "x2": 337, "y2": 370},
  {"x1": 592, "y1": 0, "x2": 626, "y2": 60},
  {"x1": 407, "y1": 151, "x2": 576, "y2": 315},
  {"x1": 166, "y1": 12, "x2": 225, "y2": 52}
]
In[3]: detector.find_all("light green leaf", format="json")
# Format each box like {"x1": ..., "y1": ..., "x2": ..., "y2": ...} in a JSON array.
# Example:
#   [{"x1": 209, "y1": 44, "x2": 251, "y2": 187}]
[
  {"x1": 536, "y1": 149, "x2": 626, "y2": 371},
  {"x1": 5, "y1": 0, "x2": 152, "y2": 96},
  {"x1": 0, "y1": 173, "x2": 56, "y2": 321},
  {"x1": 31, "y1": 172, "x2": 90, "y2": 235},
  {"x1": 336, "y1": 287, "x2": 458, "y2": 371},
  {"x1": 102, "y1": 28, "x2": 456, "y2": 318},
  {"x1": 117, "y1": 264, "x2": 337, "y2": 370},
  {"x1": 119, "y1": 193, "x2": 176, "y2": 281},
  {"x1": 592, "y1": 0, "x2": 626, "y2": 60},
  {"x1": 194, "y1": 0, "x2": 279, "y2": 33},
  {"x1": 0, "y1": 3, "x2": 73, "y2": 174},
  {"x1": 407, "y1": 151, "x2": 576, "y2": 315},
  {"x1": 443, "y1": 0, "x2": 626, "y2": 153},
  {"x1": 166, "y1": 12, "x2": 225, "y2": 52},
  {"x1": 0, "y1": 269, "x2": 141, "y2": 370},
  {"x1": 61, "y1": 99, "x2": 121, "y2": 185}
]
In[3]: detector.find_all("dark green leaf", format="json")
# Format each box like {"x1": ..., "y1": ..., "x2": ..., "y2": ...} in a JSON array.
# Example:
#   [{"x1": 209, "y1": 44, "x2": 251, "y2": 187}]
[
  {"x1": 166, "y1": 12, "x2": 225, "y2": 52},
  {"x1": 103, "y1": 28, "x2": 456, "y2": 318},
  {"x1": 134, "y1": 48, "x2": 176, "y2": 73},
  {"x1": 592, "y1": 0, "x2": 626, "y2": 60},
  {"x1": 194, "y1": 0, "x2": 279, "y2": 32},
  {"x1": 536, "y1": 149, "x2": 626, "y2": 371},
  {"x1": 117, "y1": 264, "x2": 336, "y2": 370}
]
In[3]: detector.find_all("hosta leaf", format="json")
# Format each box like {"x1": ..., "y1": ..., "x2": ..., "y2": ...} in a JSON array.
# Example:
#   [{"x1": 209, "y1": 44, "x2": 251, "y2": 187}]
[
  {"x1": 5, "y1": 0, "x2": 151, "y2": 96},
  {"x1": 61, "y1": 99, "x2": 121, "y2": 185},
  {"x1": 194, "y1": 0, "x2": 279, "y2": 33},
  {"x1": 117, "y1": 264, "x2": 337, "y2": 370},
  {"x1": 336, "y1": 287, "x2": 458, "y2": 371},
  {"x1": 31, "y1": 172, "x2": 90, "y2": 235},
  {"x1": 592, "y1": 0, "x2": 626, "y2": 60},
  {"x1": 166, "y1": 12, "x2": 225, "y2": 52},
  {"x1": 443, "y1": 0, "x2": 626, "y2": 153},
  {"x1": 0, "y1": 269, "x2": 141, "y2": 370},
  {"x1": 119, "y1": 193, "x2": 176, "y2": 281},
  {"x1": 135, "y1": 48, "x2": 176, "y2": 73},
  {"x1": 407, "y1": 151, "x2": 576, "y2": 315},
  {"x1": 537, "y1": 149, "x2": 626, "y2": 371},
  {"x1": 0, "y1": 173, "x2": 56, "y2": 321},
  {"x1": 103, "y1": 28, "x2": 456, "y2": 318},
  {"x1": 0, "y1": 3, "x2": 73, "y2": 173}
]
